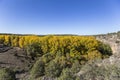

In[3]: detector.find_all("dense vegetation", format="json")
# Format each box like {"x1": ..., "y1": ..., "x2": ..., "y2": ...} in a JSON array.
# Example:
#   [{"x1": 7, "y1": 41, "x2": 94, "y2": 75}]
[
  {"x1": 0, "y1": 35, "x2": 112, "y2": 80},
  {"x1": 79, "y1": 59, "x2": 120, "y2": 80},
  {"x1": 0, "y1": 68, "x2": 15, "y2": 80}
]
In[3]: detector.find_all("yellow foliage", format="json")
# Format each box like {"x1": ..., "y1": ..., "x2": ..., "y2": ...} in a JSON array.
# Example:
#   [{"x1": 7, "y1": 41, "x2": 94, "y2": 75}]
[{"x1": 0, "y1": 34, "x2": 111, "y2": 63}]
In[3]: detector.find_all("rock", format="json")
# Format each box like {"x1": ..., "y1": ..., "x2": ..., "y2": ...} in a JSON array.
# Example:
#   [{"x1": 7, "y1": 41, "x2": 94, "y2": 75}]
[
  {"x1": 0, "y1": 46, "x2": 11, "y2": 53},
  {"x1": 0, "y1": 45, "x2": 32, "y2": 80},
  {"x1": 96, "y1": 33, "x2": 120, "y2": 54},
  {"x1": 0, "y1": 44, "x2": 4, "y2": 48}
]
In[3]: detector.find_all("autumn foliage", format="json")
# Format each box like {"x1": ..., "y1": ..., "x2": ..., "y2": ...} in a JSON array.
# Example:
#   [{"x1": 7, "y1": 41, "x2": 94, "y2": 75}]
[
  {"x1": 0, "y1": 34, "x2": 113, "y2": 79},
  {"x1": 0, "y1": 35, "x2": 112, "y2": 62}
]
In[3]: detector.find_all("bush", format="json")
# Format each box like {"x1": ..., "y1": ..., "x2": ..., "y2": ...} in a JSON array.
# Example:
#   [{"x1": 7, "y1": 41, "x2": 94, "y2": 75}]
[
  {"x1": 26, "y1": 42, "x2": 43, "y2": 60},
  {"x1": 79, "y1": 60, "x2": 120, "y2": 80},
  {"x1": 58, "y1": 68, "x2": 75, "y2": 80},
  {"x1": 41, "y1": 53, "x2": 53, "y2": 64},
  {"x1": 30, "y1": 59, "x2": 45, "y2": 79},
  {"x1": 98, "y1": 43, "x2": 112, "y2": 58},
  {"x1": 71, "y1": 60, "x2": 81, "y2": 74},
  {"x1": 45, "y1": 61, "x2": 62, "y2": 78},
  {"x1": 0, "y1": 68, "x2": 15, "y2": 80}
]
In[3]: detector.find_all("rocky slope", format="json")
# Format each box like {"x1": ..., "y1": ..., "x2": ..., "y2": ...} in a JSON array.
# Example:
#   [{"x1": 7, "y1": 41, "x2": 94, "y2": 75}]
[
  {"x1": 76, "y1": 32, "x2": 120, "y2": 80},
  {"x1": 95, "y1": 32, "x2": 120, "y2": 54},
  {"x1": 95, "y1": 32, "x2": 120, "y2": 68},
  {"x1": 0, "y1": 44, "x2": 32, "y2": 80}
]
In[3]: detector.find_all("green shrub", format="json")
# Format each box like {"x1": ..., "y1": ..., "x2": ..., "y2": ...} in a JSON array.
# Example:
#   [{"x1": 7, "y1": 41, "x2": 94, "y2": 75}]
[
  {"x1": 71, "y1": 60, "x2": 81, "y2": 73},
  {"x1": 98, "y1": 43, "x2": 112, "y2": 58},
  {"x1": 26, "y1": 42, "x2": 43, "y2": 60},
  {"x1": 30, "y1": 59, "x2": 45, "y2": 78},
  {"x1": 41, "y1": 53, "x2": 53, "y2": 63},
  {"x1": 79, "y1": 60, "x2": 120, "y2": 80},
  {"x1": 45, "y1": 61, "x2": 62, "y2": 78},
  {"x1": 58, "y1": 68, "x2": 75, "y2": 80},
  {"x1": 0, "y1": 68, "x2": 15, "y2": 80}
]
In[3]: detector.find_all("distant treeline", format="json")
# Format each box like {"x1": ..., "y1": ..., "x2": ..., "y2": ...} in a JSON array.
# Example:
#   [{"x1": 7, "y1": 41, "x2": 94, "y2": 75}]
[{"x1": 94, "y1": 31, "x2": 120, "y2": 37}]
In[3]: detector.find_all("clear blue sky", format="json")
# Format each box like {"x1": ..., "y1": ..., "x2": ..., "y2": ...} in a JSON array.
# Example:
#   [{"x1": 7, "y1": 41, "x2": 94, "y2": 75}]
[{"x1": 0, "y1": 0, "x2": 120, "y2": 35}]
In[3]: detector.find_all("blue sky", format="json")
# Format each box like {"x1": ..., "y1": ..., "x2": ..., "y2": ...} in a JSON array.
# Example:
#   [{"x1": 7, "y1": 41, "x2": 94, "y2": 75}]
[{"x1": 0, "y1": 0, "x2": 120, "y2": 35}]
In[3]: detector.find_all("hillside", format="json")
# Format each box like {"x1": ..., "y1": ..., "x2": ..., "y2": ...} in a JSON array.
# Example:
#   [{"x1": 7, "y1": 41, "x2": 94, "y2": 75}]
[
  {"x1": 95, "y1": 31, "x2": 120, "y2": 54},
  {"x1": 76, "y1": 32, "x2": 120, "y2": 80},
  {"x1": 0, "y1": 32, "x2": 119, "y2": 80}
]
